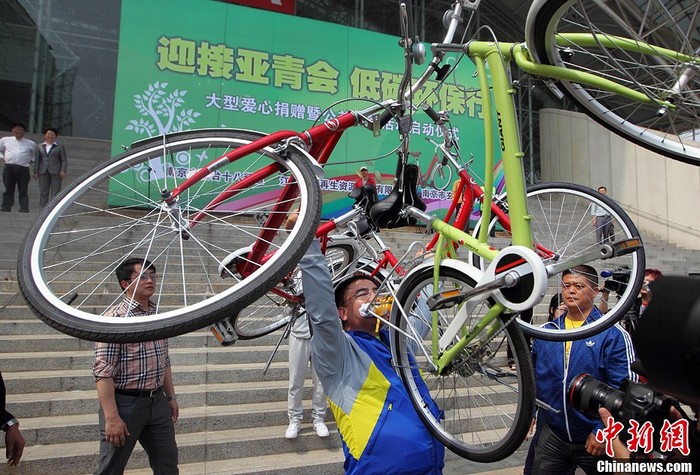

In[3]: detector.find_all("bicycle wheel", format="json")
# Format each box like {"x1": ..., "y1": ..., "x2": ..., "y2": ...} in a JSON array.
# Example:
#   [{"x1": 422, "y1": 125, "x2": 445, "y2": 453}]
[
  {"x1": 18, "y1": 129, "x2": 321, "y2": 342},
  {"x1": 431, "y1": 164, "x2": 453, "y2": 190},
  {"x1": 233, "y1": 239, "x2": 359, "y2": 339},
  {"x1": 390, "y1": 262, "x2": 535, "y2": 462},
  {"x1": 472, "y1": 182, "x2": 645, "y2": 340},
  {"x1": 526, "y1": 0, "x2": 700, "y2": 165}
]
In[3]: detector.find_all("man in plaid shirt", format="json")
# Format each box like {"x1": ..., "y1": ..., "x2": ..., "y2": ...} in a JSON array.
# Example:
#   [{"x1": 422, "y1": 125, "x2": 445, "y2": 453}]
[{"x1": 93, "y1": 258, "x2": 179, "y2": 474}]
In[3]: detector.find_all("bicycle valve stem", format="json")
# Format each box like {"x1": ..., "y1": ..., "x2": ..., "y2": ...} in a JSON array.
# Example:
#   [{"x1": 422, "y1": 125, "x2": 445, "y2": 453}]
[
  {"x1": 359, "y1": 303, "x2": 372, "y2": 317},
  {"x1": 359, "y1": 296, "x2": 394, "y2": 318}
]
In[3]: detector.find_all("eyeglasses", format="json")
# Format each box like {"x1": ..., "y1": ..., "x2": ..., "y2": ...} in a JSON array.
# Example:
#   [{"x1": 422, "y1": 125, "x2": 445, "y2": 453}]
[
  {"x1": 131, "y1": 271, "x2": 157, "y2": 281},
  {"x1": 343, "y1": 287, "x2": 377, "y2": 306}
]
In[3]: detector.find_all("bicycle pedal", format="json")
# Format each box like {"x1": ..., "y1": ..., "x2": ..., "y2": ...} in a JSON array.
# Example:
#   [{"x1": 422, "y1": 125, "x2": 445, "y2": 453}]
[
  {"x1": 254, "y1": 211, "x2": 270, "y2": 227},
  {"x1": 609, "y1": 238, "x2": 641, "y2": 256},
  {"x1": 210, "y1": 319, "x2": 238, "y2": 346},
  {"x1": 427, "y1": 289, "x2": 466, "y2": 311}
]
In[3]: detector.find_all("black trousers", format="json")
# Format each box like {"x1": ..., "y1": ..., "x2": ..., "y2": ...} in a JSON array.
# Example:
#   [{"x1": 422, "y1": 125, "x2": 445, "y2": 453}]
[
  {"x1": 2, "y1": 164, "x2": 30, "y2": 211},
  {"x1": 94, "y1": 392, "x2": 178, "y2": 474},
  {"x1": 532, "y1": 422, "x2": 607, "y2": 474}
]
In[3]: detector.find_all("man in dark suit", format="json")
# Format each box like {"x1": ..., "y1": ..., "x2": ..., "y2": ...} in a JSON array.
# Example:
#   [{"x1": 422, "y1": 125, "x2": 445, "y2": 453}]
[{"x1": 33, "y1": 127, "x2": 68, "y2": 208}]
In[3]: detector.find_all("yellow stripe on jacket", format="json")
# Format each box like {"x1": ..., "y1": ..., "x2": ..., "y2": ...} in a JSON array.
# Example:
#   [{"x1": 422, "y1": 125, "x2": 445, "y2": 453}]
[{"x1": 328, "y1": 362, "x2": 390, "y2": 460}]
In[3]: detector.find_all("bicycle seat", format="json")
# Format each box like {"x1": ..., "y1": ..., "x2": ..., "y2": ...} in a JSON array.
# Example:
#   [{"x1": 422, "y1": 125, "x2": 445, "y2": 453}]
[
  {"x1": 349, "y1": 183, "x2": 378, "y2": 209},
  {"x1": 370, "y1": 163, "x2": 426, "y2": 229}
]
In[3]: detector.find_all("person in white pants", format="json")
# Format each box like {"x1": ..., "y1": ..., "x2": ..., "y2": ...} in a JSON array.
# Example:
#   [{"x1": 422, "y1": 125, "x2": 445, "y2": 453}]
[{"x1": 285, "y1": 315, "x2": 329, "y2": 439}]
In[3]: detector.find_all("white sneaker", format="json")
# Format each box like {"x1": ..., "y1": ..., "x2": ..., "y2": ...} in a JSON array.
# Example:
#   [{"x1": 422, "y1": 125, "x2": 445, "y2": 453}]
[
  {"x1": 314, "y1": 421, "x2": 330, "y2": 438},
  {"x1": 285, "y1": 420, "x2": 301, "y2": 439}
]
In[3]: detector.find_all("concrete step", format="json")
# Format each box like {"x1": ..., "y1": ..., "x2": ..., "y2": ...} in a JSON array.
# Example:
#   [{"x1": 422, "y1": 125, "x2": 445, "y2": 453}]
[
  {"x1": 15, "y1": 399, "x2": 338, "y2": 446},
  {"x1": 120, "y1": 449, "x2": 345, "y2": 475},
  {"x1": 0, "y1": 345, "x2": 292, "y2": 372},
  {"x1": 13, "y1": 423, "x2": 343, "y2": 475},
  {"x1": 0, "y1": 331, "x2": 282, "y2": 352},
  {"x1": 0, "y1": 319, "x2": 67, "y2": 335},
  {"x1": 118, "y1": 446, "x2": 530, "y2": 475},
  {"x1": 1, "y1": 353, "x2": 516, "y2": 396},
  {"x1": 2, "y1": 362, "x2": 294, "y2": 394},
  {"x1": 5, "y1": 380, "x2": 314, "y2": 418}
]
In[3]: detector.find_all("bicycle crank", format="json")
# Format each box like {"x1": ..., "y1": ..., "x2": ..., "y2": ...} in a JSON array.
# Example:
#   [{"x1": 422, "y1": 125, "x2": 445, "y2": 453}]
[{"x1": 427, "y1": 246, "x2": 548, "y2": 313}]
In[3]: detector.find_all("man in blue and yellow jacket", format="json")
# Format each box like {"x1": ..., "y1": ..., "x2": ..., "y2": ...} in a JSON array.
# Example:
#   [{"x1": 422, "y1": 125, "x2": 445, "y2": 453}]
[{"x1": 299, "y1": 239, "x2": 445, "y2": 475}]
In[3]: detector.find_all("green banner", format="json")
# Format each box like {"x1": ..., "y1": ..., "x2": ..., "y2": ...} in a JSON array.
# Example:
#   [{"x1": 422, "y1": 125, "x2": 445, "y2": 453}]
[{"x1": 113, "y1": 0, "x2": 490, "y2": 218}]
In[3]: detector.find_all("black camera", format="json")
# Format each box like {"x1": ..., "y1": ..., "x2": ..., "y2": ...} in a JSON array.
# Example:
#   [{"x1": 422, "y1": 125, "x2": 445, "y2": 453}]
[
  {"x1": 569, "y1": 373, "x2": 675, "y2": 422},
  {"x1": 602, "y1": 265, "x2": 631, "y2": 295},
  {"x1": 569, "y1": 373, "x2": 677, "y2": 448},
  {"x1": 633, "y1": 276, "x2": 700, "y2": 406}
]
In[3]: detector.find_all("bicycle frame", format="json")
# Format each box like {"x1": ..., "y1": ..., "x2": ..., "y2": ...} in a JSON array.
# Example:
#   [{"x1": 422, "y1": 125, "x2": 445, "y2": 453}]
[{"x1": 394, "y1": 32, "x2": 664, "y2": 374}]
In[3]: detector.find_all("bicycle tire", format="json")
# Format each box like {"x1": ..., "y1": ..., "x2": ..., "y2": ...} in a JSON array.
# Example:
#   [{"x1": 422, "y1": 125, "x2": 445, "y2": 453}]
[
  {"x1": 526, "y1": 0, "x2": 700, "y2": 165},
  {"x1": 432, "y1": 164, "x2": 453, "y2": 191},
  {"x1": 472, "y1": 182, "x2": 645, "y2": 340},
  {"x1": 18, "y1": 129, "x2": 321, "y2": 343},
  {"x1": 390, "y1": 262, "x2": 535, "y2": 462},
  {"x1": 233, "y1": 240, "x2": 359, "y2": 339}
]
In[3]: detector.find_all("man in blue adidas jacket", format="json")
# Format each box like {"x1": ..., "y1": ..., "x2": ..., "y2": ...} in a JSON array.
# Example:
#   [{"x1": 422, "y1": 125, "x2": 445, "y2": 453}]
[
  {"x1": 299, "y1": 239, "x2": 445, "y2": 475},
  {"x1": 531, "y1": 265, "x2": 638, "y2": 474}
]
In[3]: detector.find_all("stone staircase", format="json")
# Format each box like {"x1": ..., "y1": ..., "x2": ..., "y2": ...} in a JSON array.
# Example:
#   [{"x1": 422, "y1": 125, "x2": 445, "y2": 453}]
[
  {"x1": 1, "y1": 133, "x2": 697, "y2": 474},
  {"x1": 0, "y1": 136, "x2": 348, "y2": 475},
  {"x1": 0, "y1": 134, "x2": 533, "y2": 475}
]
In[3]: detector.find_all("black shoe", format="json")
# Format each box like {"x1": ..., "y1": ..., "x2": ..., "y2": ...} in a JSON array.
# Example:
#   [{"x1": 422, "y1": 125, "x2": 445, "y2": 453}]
[
  {"x1": 0, "y1": 208, "x2": 9, "y2": 212},
  {"x1": 19, "y1": 209, "x2": 29, "y2": 213}
]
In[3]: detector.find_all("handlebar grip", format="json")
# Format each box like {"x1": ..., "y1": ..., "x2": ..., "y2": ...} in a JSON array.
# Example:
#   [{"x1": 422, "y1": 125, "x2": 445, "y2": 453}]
[
  {"x1": 378, "y1": 109, "x2": 394, "y2": 127},
  {"x1": 404, "y1": 1, "x2": 415, "y2": 39},
  {"x1": 422, "y1": 104, "x2": 442, "y2": 124}
]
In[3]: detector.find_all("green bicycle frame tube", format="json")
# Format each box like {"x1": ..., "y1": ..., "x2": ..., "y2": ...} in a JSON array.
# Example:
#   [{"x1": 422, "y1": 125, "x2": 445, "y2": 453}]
[
  {"x1": 474, "y1": 54, "x2": 495, "y2": 245},
  {"x1": 467, "y1": 41, "x2": 533, "y2": 248},
  {"x1": 512, "y1": 42, "x2": 675, "y2": 109},
  {"x1": 558, "y1": 33, "x2": 697, "y2": 64},
  {"x1": 422, "y1": 40, "x2": 537, "y2": 375},
  {"x1": 435, "y1": 302, "x2": 506, "y2": 374}
]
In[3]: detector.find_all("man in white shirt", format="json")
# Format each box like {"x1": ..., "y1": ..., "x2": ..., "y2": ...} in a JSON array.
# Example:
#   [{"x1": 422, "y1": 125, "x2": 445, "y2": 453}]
[
  {"x1": 0, "y1": 123, "x2": 36, "y2": 213},
  {"x1": 591, "y1": 186, "x2": 613, "y2": 244}
]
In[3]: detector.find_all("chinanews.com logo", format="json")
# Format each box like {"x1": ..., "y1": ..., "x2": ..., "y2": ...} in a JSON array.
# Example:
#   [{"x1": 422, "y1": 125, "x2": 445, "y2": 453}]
[
  {"x1": 596, "y1": 416, "x2": 694, "y2": 473},
  {"x1": 598, "y1": 460, "x2": 693, "y2": 473}
]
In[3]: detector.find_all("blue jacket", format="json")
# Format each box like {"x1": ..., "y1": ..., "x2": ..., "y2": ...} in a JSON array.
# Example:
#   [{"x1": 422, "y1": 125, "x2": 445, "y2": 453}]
[
  {"x1": 300, "y1": 240, "x2": 445, "y2": 475},
  {"x1": 531, "y1": 308, "x2": 637, "y2": 444}
]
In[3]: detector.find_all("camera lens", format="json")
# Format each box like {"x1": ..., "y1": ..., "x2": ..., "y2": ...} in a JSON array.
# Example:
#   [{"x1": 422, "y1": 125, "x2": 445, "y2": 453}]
[{"x1": 569, "y1": 373, "x2": 625, "y2": 418}]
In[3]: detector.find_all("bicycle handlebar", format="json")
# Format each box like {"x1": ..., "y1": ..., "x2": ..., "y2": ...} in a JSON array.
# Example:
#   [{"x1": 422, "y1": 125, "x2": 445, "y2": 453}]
[
  {"x1": 396, "y1": 1, "x2": 472, "y2": 108},
  {"x1": 354, "y1": 2, "x2": 473, "y2": 129}
]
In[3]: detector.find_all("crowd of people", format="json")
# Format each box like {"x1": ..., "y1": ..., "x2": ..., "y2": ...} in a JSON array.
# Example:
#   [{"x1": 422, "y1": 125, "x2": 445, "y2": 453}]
[
  {"x1": 1, "y1": 123, "x2": 67, "y2": 213},
  {"x1": 0, "y1": 133, "x2": 684, "y2": 475}
]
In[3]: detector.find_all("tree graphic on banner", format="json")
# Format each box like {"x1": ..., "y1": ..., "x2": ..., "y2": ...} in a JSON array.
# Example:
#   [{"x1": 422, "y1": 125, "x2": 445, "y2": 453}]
[{"x1": 126, "y1": 81, "x2": 201, "y2": 136}]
